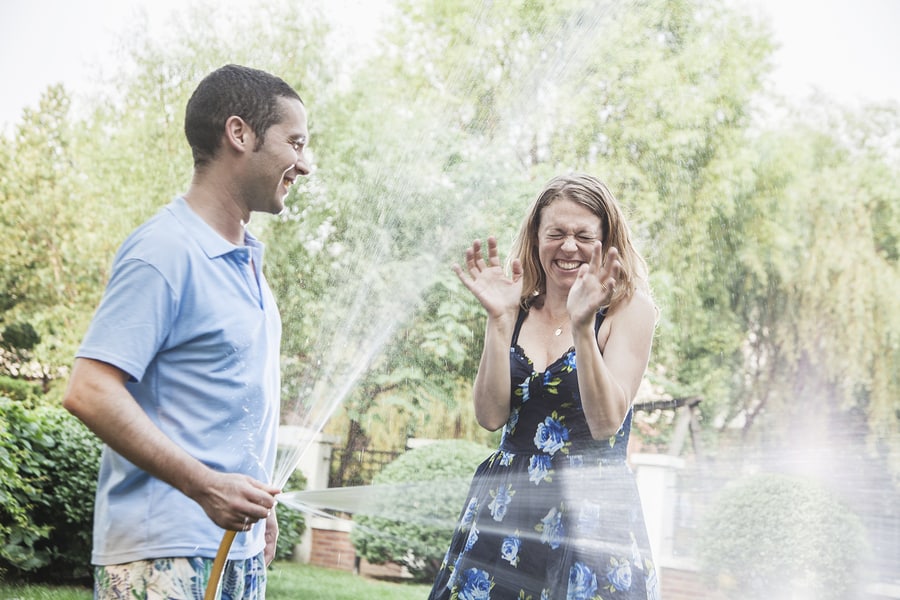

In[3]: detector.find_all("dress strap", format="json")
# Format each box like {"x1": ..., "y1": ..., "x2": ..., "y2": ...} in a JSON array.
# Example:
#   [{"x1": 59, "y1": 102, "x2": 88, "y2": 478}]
[
  {"x1": 511, "y1": 307, "x2": 528, "y2": 346},
  {"x1": 594, "y1": 308, "x2": 606, "y2": 336}
]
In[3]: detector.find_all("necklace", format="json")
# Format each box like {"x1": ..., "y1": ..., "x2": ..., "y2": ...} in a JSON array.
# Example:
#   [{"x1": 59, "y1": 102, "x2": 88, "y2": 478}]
[{"x1": 551, "y1": 314, "x2": 568, "y2": 336}]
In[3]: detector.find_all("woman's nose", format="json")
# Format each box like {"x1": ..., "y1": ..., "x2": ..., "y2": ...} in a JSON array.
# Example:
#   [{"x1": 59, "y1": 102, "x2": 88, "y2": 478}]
[{"x1": 561, "y1": 236, "x2": 578, "y2": 250}]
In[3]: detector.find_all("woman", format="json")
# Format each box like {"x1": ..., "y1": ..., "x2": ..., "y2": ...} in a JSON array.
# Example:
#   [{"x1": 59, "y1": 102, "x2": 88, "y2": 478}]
[{"x1": 428, "y1": 173, "x2": 660, "y2": 600}]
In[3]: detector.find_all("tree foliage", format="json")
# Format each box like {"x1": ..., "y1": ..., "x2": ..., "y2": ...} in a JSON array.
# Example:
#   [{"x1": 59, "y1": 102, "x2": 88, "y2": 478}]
[{"x1": 0, "y1": 0, "x2": 898, "y2": 479}]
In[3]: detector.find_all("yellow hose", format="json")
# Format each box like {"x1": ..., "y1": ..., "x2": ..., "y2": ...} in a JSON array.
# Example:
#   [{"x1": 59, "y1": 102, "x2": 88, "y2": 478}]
[{"x1": 204, "y1": 530, "x2": 237, "y2": 600}]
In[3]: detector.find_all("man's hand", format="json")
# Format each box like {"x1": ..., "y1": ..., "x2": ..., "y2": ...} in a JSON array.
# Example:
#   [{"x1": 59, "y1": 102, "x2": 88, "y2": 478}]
[
  {"x1": 188, "y1": 470, "x2": 281, "y2": 533},
  {"x1": 264, "y1": 507, "x2": 279, "y2": 565}
]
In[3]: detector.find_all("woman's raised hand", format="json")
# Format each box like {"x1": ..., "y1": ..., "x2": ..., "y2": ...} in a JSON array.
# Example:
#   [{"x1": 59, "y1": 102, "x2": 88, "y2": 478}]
[
  {"x1": 567, "y1": 241, "x2": 620, "y2": 325},
  {"x1": 452, "y1": 237, "x2": 523, "y2": 319}
]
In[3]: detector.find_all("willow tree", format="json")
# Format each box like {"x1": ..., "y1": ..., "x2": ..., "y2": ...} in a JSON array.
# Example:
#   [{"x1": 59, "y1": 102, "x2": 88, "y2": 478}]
[
  {"x1": 333, "y1": 0, "x2": 776, "y2": 446},
  {"x1": 747, "y1": 103, "x2": 900, "y2": 466}
]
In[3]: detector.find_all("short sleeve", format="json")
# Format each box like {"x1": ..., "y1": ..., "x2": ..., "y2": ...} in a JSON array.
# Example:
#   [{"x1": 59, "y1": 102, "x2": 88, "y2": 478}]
[{"x1": 76, "y1": 259, "x2": 176, "y2": 382}]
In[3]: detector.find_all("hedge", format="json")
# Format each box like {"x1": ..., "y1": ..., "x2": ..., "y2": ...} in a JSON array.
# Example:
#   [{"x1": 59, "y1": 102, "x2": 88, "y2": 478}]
[
  {"x1": 0, "y1": 396, "x2": 101, "y2": 583},
  {"x1": 696, "y1": 471, "x2": 870, "y2": 600},
  {"x1": 350, "y1": 439, "x2": 492, "y2": 582}
]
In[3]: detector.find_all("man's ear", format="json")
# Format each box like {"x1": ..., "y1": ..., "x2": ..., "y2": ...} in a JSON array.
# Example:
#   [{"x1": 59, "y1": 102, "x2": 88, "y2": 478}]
[{"x1": 224, "y1": 115, "x2": 253, "y2": 152}]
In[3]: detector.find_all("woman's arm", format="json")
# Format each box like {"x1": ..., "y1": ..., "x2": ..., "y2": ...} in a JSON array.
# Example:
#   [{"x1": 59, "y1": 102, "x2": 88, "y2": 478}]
[
  {"x1": 572, "y1": 291, "x2": 656, "y2": 438},
  {"x1": 471, "y1": 312, "x2": 518, "y2": 430},
  {"x1": 452, "y1": 236, "x2": 524, "y2": 431}
]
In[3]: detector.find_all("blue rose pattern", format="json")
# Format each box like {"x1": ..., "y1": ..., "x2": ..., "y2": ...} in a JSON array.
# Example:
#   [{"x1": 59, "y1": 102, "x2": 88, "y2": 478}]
[
  {"x1": 464, "y1": 524, "x2": 479, "y2": 553},
  {"x1": 500, "y1": 533, "x2": 521, "y2": 567},
  {"x1": 538, "y1": 506, "x2": 564, "y2": 549},
  {"x1": 502, "y1": 408, "x2": 520, "y2": 442},
  {"x1": 515, "y1": 375, "x2": 531, "y2": 403},
  {"x1": 434, "y1": 315, "x2": 656, "y2": 600},
  {"x1": 576, "y1": 501, "x2": 602, "y2": 538},
  {"x1": 604, "y1": 557, "x2": 633, "y2": 593},
  {"x1": 567, "y1": 562, "x2": 599, "y2": 600},
  {"x1": 458, "y1": 568, "x2": 493, "y2": 600},
  {"x1": 489, "y1": 484, "x2": 514, "y2": 522},
  {"x1": 460, "y1": 497, "x2": 478, "y2": 530},
  {"x1": 533, "y1": 413, "x2": 570, "y2": 456},
  {"x1": 542, "y1": 370, "x2": 563, "y2": 393},
  {"x1": 527, "y1": 454, "x2": 552, "y2": 485}
]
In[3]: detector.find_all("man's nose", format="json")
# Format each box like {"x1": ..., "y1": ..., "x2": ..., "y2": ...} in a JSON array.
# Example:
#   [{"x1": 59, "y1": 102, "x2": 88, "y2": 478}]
[{"x1": 295, "y1": 155, "x2": 310, "y2": 177}]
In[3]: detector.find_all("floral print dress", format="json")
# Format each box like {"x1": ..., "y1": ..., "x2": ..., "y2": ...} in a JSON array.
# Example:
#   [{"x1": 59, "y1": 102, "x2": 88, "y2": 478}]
[{"x1": 428, "y1": 309, "x2": 660, "y2": 600}]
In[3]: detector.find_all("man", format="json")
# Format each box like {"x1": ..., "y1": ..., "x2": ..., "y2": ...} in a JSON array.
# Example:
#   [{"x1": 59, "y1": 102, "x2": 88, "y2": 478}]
[{"x1": 63, "y1": 64, "x2": 310, "y2": 599}]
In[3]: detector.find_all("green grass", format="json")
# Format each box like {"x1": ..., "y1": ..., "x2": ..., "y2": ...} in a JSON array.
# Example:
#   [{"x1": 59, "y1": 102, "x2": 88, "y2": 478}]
[
  {"x1": 0, "y1": 562, "x2": 431, "y2": 600},
  {"x1": 0, "y1": 583, "x2": 91, "y2": 600},
  {"x1": 269, "y1": 562, "x2": 430, "y2": 599}
]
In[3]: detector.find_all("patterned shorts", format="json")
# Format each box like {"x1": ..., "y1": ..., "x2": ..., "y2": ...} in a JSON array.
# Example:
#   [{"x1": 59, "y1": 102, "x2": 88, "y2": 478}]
[{"x1": 94, "y1": 554, "x2": 266, "y2": 600}]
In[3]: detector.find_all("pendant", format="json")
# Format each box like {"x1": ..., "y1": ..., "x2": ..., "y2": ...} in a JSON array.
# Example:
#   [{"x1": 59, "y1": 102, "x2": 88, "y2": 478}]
[{"x1": 554, "y1": 327, "x2": 562, "y2": 336}]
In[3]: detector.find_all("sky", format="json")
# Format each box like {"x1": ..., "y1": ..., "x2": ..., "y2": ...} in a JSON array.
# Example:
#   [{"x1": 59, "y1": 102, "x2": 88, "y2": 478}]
[{"x1": 1, "y1": 0, "x2": 899, "y2": 130}]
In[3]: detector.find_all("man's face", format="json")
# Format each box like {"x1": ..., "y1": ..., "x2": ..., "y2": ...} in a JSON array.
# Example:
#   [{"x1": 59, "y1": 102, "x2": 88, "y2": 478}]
[{"x1": 247, "y1": 96, "x2": 310, "y2": 216}]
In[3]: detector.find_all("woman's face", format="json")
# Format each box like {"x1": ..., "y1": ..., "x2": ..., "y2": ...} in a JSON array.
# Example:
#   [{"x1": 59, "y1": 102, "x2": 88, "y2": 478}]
[{"x1": 537, "y1": 198, "x2": 604, "y2": 293}]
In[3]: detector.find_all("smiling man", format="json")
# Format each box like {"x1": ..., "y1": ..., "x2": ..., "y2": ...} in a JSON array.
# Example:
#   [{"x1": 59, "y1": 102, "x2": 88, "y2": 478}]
[{"x1": 63, "y1": 64, "x2": 310, "y2": 600}]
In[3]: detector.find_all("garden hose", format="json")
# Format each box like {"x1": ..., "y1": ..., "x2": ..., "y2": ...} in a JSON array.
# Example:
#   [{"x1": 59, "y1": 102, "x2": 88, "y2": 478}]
[{"x1": 204, "y1": 530, "x2": 237, "y2": 600}]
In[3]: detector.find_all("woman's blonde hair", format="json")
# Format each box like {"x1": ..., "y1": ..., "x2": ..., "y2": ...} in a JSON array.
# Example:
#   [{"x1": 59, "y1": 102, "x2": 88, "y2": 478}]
[{"x1": 508, "y1": 173, "x2": 650, "y2": 313}]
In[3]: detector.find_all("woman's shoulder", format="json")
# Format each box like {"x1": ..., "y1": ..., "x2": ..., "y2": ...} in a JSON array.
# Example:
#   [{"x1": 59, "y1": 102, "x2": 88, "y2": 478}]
[
  {"x1": 604, "y1": 289, "x2": 657, "y2": 342},
  {"x1": 612, "y1": 288, "x2": 656, "y2": 320}
]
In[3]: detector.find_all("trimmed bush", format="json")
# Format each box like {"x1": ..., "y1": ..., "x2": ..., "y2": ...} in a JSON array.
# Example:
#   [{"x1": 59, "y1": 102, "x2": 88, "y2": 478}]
[
  {"x1": 275, "y1": 469, "x2": 308, "y2": 561},
  {"x1": 350, "y1": 439, "x2": 492, "y2": 583},
  {"x1": 1, "y1": 322, "x2": 41, "y2": 352},
  {"x1": 0, "y1": 397, "x2": 101, "y2": 583},
  {"x1": 0, "y1": 375, "x2": 42, "y2": 404},
  {"x1": 696, "y1": 472, "x2": 870, "y2": 600}
]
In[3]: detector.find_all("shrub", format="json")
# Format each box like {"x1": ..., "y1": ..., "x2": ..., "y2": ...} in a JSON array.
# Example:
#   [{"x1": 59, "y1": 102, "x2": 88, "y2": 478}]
[
  {"x1": 275, "y1": 469, "x2": 308, "y2": 561},
  {"x1": 0, "y1": 397, "x2": 101, "y2": 583},
  {"x1": 0, "y1": 374, "x2": 43, "y2": 404},
  {"x1": 696, "y1": 472, "x2": 870, "y2": 600},
  {"x1": 1, "y1": 322, "x2": 41, "y2": 352},
  {"x1": 350, "y1": 439, "x2": 492, "y2": 583}
]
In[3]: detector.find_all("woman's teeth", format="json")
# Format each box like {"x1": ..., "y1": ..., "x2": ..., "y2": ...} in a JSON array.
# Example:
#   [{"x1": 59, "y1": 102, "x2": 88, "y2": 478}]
[{"x1": 557, "y1": 260, "x2": 581, "y2": 270}]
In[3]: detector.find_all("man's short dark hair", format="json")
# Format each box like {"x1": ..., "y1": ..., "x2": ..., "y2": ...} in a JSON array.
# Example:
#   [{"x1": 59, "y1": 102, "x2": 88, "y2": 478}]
[{"x1": 184, "y1": 64, "x2": 303, "y2": 168}]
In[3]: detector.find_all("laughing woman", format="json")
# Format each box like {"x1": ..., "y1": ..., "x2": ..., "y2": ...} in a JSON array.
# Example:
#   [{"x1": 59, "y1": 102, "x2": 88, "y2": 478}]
[{"x1": 429, "y1": 173, "x2": 660, "y2": 600}]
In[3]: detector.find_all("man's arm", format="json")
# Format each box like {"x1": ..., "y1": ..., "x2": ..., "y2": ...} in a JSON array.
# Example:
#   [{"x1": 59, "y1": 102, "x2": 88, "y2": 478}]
[{"x1": 63, "y1": 357, "x2": 279, "y2": 531}]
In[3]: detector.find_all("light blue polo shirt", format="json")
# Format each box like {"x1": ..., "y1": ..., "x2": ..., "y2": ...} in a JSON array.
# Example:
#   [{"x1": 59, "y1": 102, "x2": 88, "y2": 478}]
[{"x1": 77, "y1": 196, "x2": 282, "y2": 565}]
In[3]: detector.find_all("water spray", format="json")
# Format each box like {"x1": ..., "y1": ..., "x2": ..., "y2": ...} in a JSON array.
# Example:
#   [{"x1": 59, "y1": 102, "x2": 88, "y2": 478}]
[{"x1": 202, "y1": 2, "x2": 617, "y2": 596}]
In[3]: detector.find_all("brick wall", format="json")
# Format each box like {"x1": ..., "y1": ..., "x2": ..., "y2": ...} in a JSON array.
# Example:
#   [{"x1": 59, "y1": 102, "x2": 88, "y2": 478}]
[
  {"x1": 308, "y1": 524, "x2": 410, "y2": 579},
  {"x1": 307, "y1": 525, "x2": 900, "y2": 599},
  {"x1": 308, "y1": 524, "x2": 720, "y2": 595},
  {"x1": 309, "y1": 527, "x2": 356, "y2": 571},
  {"x1": 659, "y1": 566, "x2": 724, "y2": 600}
]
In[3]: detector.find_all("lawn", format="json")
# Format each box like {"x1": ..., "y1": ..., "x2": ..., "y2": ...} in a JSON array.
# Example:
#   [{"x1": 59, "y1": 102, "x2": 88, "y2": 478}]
[{"x1": 0, "y1": 562, "x2": 431, "y2": 600}]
